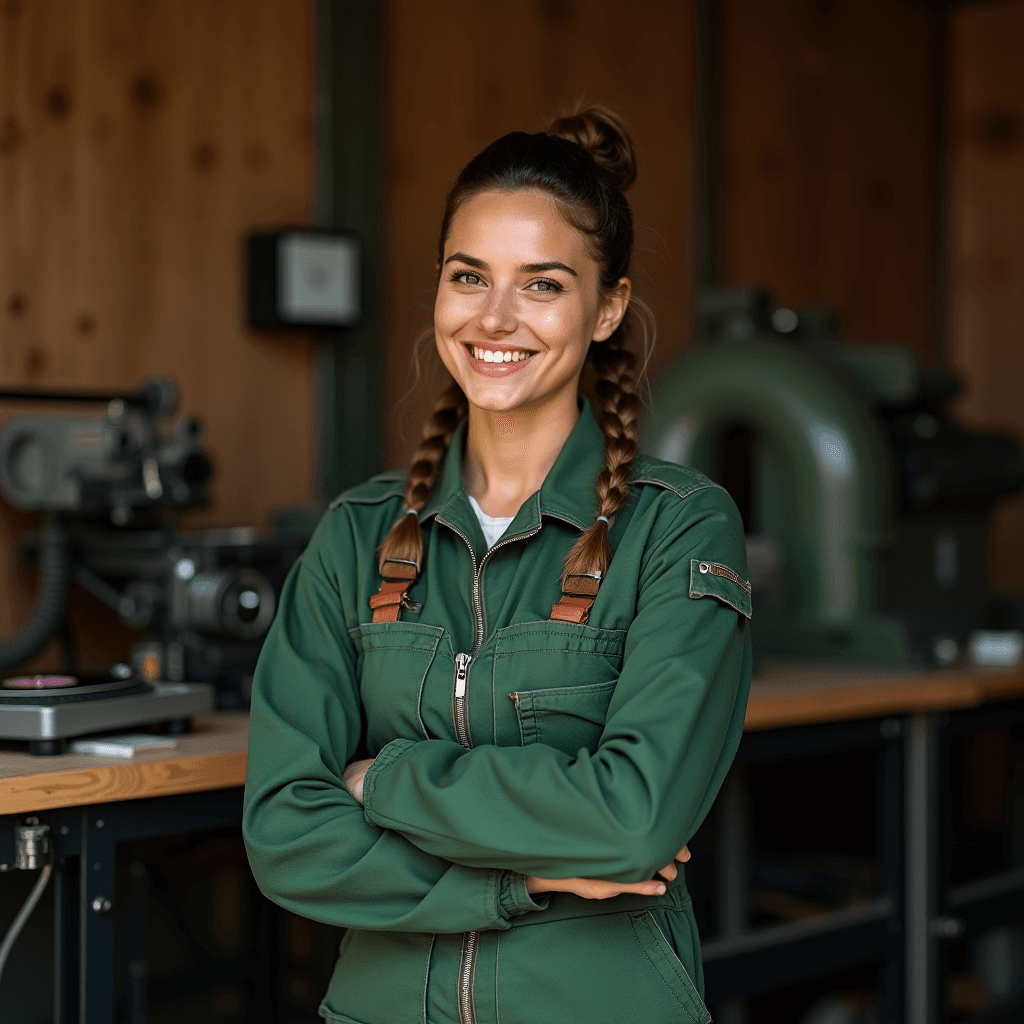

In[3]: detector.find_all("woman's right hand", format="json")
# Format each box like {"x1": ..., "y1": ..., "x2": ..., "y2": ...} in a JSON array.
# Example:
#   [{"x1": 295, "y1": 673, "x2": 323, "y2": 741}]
[{"x1": 525, "y1": 845, "x2": 690, "y2": 900}]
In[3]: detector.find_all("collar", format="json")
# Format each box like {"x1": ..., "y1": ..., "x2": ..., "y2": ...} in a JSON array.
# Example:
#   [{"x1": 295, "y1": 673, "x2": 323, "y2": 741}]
[{"x1": 421, "y1": 398, "x2": 607, "y2": 552}]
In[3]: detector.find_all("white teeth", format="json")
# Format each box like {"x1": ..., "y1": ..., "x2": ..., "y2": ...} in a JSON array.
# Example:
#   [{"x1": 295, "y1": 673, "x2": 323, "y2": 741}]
[{"x1": 469, "y1": 345, "x2": 532, "y2": 363}]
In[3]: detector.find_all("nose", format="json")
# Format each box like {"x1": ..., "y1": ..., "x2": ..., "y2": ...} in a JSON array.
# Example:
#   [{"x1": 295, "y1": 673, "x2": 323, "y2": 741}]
[{"x1": 478, "y1": 285, "x2": 517, "y2": 336}]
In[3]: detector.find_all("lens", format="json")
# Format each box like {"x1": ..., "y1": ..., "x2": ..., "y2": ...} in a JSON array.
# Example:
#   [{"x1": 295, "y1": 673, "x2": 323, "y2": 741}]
[{"x1": 187, "y1": 569, "x2": 275, "y2": 639}]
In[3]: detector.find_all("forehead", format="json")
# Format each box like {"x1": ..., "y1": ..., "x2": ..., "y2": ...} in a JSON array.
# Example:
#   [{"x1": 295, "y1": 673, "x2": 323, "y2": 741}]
[{"x1": 445, "y1": 189, "x2": 592, "y2": 267}]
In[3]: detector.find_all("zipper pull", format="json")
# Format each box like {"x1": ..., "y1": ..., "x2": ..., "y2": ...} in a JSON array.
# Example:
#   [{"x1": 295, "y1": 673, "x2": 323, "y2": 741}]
[
  {"x1": 454, "y1": 653, "x2": 470, "y2": 699},
  {"x1": 401, "y1": 593, "x2": 423, "y2": 613}
]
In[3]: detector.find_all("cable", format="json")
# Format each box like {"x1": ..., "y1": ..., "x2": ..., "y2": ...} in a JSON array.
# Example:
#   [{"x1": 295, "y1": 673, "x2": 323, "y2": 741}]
[
  {"x1": 0, "y1": 513, "x2": 69, "y2": 671},
  {"x1": 0, "y1": 859, "x2": 53, "y2": 995}
]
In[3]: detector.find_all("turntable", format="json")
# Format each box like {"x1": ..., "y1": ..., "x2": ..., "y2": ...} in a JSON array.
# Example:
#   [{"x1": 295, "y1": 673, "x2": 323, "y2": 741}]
[{"x1": 0, "y1": 671, "x2": 214, "y2": 755}]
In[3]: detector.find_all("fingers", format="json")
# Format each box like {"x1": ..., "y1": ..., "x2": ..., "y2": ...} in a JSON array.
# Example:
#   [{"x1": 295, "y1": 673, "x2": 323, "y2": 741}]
[
  {"x1": 677, "y1": 845, "x2": 691, "y2": 863},
  {"x1": 657, "y1": 860, "x2": 678, "y2": 882},
  {"x1": 578, "y1": 879, "x2": 666, "y2": 900},
  {"x1": 534, "y1": 876, "x2": 669, "y2": 900}
]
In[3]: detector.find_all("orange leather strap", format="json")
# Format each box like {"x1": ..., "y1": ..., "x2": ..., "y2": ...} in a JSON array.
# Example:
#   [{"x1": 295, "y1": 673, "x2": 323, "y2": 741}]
[
  {"x1": 549, "y1": 572, "x2": 602, "y2": 625},
  {"x1": 371, "y1": 559, "x2": 419, "y2": 623}
]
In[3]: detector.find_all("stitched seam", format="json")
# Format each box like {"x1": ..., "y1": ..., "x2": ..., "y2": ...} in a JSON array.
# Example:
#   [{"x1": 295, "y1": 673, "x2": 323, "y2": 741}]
[
  {"x1": 512, "y1": 681, "x2": 617, "y2": 698},
  {"x1": 632, "y1": 477, "x2": 721, "y2": 502},
  {"x1": 492, "y1": 646, "x2": 498, "y2": 745},
  {"x1": 423, "y1": 933, "x2": 436, "y2": 1024},
  {"x1": 494, "y1": 627, "x2": 627, "y2": 639},
  {"x1": 686, "y1": 585, "x2": 752, "y2": 619},
  {"x1": 540, "y1": 505, "x2": 588, "y2": 529},
  {"x1": 329, "y1": 487, "x2": 406, "y2": 509},
  {"x1": 494, "y1": 932, "x2": 502, "y2": 1024},
  {"x1": 629, "y1": 919, "x2": 700, "y2": 1022},
  {"x1": 494, "y1": 649, "x2": 622, "y2": 659},
  {"x1": 352, "y1": 643, "x2": 439, "y2": 653},
  {"x1": 509, "y1": 892, "x2": 692, "y2": 929},
  {"x1": 646, "y1": 911, "x2": 709, "y2": 1021},
  {"x1": 416, "y1": 637, "x2": 441, "y2": 740}
]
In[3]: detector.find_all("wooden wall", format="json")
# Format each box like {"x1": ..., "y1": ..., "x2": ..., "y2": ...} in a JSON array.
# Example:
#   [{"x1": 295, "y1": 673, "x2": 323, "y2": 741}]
[
  {"x1": 383, "y1": 0, "x2": 697, "y2": 460},
  {"x1": 0, "y1": 0, "x2": 315, "y2": 671},
  {"x1": 949, "y1": 0, "x2": 1024, "y2": 593},
  {"x1": 383, "y1": 0, "x2": 1024, "y2": 594},
  {"x1": 719, "y1": 0, "x2": 936, "y2": 354}
]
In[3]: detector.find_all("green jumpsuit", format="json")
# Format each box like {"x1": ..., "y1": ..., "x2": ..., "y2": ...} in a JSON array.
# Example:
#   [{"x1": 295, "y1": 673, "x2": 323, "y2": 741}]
[{"x1": 243, "y1": 400, "x2": 753, "y2": 1024}]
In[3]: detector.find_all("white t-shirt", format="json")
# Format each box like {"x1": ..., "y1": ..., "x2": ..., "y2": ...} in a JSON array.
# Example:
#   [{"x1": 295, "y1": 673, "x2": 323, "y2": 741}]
[{"x1": 468, "y1": 495, "x2": 515, "y2": 549}]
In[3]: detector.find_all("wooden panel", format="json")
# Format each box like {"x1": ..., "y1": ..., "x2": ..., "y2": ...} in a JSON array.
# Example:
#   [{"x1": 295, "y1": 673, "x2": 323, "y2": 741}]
[
  {"x1": 949, "y1": 0, "x2": 1024, "y2": 593},
  {"x1": 0, "y1": 0, "x2": 314, "y2": 671},
  {"x1": 719, "y1": 0, "x2": 935, "y2": 353},
  {"x1": 383, "y1": 0, "x2": 697, "y2": 464}
]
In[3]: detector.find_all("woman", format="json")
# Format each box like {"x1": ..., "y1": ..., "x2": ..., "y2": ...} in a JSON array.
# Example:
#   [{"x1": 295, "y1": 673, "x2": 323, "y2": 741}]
[{"x1": 243, "y1": 108, "x2": 752, "y2": 1024}]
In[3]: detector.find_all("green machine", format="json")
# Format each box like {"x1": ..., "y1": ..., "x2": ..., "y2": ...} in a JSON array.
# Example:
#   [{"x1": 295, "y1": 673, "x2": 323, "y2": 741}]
[{"x1": 644, "y1": 288, "x2": 1024, "y2": 666}]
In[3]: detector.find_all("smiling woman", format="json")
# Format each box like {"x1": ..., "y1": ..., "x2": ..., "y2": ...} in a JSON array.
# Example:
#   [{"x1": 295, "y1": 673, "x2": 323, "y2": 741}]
[{"x1": 243, "y1": 107, "x2": 753, "y2": 1024}]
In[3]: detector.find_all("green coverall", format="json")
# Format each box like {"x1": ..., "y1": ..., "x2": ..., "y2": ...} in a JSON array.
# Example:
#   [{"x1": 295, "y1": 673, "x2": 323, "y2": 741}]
[{"x1": 243, "y1": 400, "x2": 753, "y2": 1024}]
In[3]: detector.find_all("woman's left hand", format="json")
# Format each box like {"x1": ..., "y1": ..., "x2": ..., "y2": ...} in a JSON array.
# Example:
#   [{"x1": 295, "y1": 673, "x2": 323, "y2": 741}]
[{"x1": 342, "y1": 758, "x2": 375, "y2": 804}]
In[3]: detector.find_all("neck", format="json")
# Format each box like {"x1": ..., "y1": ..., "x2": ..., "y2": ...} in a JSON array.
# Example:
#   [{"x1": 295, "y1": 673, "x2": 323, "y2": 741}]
[{"x1": 463, "y1": 393, "x2": 581, "y2": 518}]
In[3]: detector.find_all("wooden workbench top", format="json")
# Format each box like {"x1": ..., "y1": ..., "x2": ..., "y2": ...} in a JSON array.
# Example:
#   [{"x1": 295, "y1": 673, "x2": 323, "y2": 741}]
[
  {"x1": 0, "y1": 712, "x2": 249, "y2": 816},
  {"x1": 743, "y1": 662, "x2": 1024, "y2": 730},
  {"x1": 1, "y1": 666, "x2": 1023, "y2": 815}
]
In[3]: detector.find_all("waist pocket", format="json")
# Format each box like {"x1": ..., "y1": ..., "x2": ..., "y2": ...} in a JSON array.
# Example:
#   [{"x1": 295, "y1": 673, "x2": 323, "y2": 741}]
[
  {"x1": 512, "y1": 679, "x2": 616, "y2": 754},
  {"x1": 628, "y1": 910, "x2": 711, "y2": 1024}
]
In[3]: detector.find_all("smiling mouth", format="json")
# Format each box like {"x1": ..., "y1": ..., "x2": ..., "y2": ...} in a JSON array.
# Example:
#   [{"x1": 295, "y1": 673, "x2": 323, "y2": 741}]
[{"x1": 464, "y1": 344, "x2": 536, "y2": 364}]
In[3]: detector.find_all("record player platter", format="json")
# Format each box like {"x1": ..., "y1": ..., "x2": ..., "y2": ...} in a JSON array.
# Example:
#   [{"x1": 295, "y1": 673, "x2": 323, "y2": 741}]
[{"x1": 0, "y1": 672, "x2": 214, "y2": 755}]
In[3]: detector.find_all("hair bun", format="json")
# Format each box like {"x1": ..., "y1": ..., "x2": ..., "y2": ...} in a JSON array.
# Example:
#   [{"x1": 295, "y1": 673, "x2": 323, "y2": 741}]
[{"x1": 547, "y1": 106, "x2": 637, "y2": 191}]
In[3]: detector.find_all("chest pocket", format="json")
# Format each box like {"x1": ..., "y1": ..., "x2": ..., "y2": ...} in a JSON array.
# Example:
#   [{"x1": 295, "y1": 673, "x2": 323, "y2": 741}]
[
  {"x1": 348, "y1": 621, "x2": 453, "y2": 754},
  {"x1": 493, "y1": 621, "x2": 627, "y2": 756}
]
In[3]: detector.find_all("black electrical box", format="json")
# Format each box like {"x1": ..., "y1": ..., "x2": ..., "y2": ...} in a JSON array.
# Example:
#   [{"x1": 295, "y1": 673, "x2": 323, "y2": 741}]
[{"x1": 247, "y1": 229, "x2": 361, "y2": 330}]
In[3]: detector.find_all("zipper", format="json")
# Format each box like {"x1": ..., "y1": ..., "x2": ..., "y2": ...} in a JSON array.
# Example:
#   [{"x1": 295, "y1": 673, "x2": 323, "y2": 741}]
[
  {"x1": 698, "y1": 560, "x2": 752, "y2": 595},
  {"x1": 436, "y1": 515, "x2": 540, "y2": 1024},
  {"x1": 458, "y1": 931, "x2": 479, "y2": 1024}
]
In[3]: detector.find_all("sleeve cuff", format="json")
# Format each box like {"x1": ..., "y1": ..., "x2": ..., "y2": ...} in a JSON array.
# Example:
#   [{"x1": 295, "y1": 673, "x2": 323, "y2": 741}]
[
  {"x1": 499, "y1": 871, "x2": 549, "y2": 919},
  {"x1": 362, "y1": 738, "x2": 417, "y2": 824}
]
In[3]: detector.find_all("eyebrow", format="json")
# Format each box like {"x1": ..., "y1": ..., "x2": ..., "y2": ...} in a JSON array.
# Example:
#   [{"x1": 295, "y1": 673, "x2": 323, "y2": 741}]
[{"x1": 444, "y1": 252, "x2": 578, "y2": 278}]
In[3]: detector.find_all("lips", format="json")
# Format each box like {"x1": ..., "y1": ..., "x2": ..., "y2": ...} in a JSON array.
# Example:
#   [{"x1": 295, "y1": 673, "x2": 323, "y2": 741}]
[{"x1": 462, "y1": 342, "x2": 537, "y2": 377}]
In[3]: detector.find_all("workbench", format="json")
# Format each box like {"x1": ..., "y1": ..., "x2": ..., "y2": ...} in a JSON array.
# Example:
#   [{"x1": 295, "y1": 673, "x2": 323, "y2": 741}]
[{"x1": 1, "y1": 667, "x2": 1023, "y2": 1023}]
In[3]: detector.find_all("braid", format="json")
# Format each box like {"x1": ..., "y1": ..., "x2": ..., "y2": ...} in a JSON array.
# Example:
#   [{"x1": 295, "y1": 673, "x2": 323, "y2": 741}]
[
  {"x1": 378, "y1": 381, "x2": 467, "y2": 574},
  {"x1": 561, "y1": 307, "x2": 646, "y2": 586}
]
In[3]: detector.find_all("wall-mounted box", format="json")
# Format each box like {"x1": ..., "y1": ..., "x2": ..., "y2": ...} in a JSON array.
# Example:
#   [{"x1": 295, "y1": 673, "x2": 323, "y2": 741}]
[{"x1": 247, "y1": 229, "x2": 361, "y2": 329}]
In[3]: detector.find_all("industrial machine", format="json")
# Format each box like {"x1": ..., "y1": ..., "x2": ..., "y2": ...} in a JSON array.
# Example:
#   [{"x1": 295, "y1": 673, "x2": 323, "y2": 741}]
[
  {"x1": 0, "y1": 379, "x2": 308, "y2": 753},
  {"x1": 645, "y1": 288, "x2": 1024, "y2": 666}
]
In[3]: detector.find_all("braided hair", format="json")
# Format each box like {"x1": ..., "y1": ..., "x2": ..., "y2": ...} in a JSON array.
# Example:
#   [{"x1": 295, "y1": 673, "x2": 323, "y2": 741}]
[{"x1": 379, "y1": 105, "x2": 653, "y2": 586}]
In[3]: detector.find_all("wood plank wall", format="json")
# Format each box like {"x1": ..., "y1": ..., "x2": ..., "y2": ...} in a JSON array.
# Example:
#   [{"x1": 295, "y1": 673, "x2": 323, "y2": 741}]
[
  {"x1": 0, "y1": 0, "x2": 315, "y2": 671},
  {"x1": 719, "y1": 0, "x2": 936, "y2": 354},
  {"x1": 383, "y1": 0, "x2": 697, "y2": 462},
  {"x1": 949, "y1": 1, "x2": 1024, "y2": 594}
]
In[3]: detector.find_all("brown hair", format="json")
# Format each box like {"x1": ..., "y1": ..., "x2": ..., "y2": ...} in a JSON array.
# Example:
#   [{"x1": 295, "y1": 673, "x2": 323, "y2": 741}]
[{"x1": 379, "y1": 106, "x2": 653, "y2": 588}]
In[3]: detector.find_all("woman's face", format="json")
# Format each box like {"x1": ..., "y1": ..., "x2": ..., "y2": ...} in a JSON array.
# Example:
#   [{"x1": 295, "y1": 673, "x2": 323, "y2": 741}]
[{"x1": 434, "y1": 189, "x2": 628, "y2": 419}]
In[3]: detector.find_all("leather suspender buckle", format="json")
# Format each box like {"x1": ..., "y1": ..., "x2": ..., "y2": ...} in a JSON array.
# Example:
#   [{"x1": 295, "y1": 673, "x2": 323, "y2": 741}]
[
  {"x1": 380, "y1": 558, "x2": 418, "y2": 583},
  {"x1": 371, "y1": 558, "x2": 420, "y2": 622},
  {"x1": 550, "y1": 570, "x2": 603, "y2": 624}
]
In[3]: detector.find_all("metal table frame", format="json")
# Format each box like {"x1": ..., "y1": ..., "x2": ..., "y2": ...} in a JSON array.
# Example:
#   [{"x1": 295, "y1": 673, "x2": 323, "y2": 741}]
[
  {"x1": 703, "y1": 700, "x2": 1024, "y2": 1022},
  {"x1": 0, "y1": 787, "x2": 248, "y2": 1024}
]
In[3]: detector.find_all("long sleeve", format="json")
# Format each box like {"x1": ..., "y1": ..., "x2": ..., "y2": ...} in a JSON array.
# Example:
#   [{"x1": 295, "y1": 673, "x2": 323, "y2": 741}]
[
  {"x1": 241, "y1": 517, "x2": 544, "y2": 933},
  {"x1": 361, "y1": 487, "x2": 752, "y2": 884}
]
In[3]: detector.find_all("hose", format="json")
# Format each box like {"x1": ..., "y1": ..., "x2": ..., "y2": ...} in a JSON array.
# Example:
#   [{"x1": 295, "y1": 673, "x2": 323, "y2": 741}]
[
  {"x1": 0, "y1": 859, "x2": 53, "y2": 996},
  {"x1": 0, "y1": 513, "x2": 69, "y2": 671}
]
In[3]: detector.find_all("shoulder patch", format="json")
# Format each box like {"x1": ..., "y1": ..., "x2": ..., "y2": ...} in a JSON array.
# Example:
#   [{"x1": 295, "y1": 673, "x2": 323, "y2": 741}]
[
  {"x1": 328, "y1": 470, "x2": 407, "y2": 510},
  {"x1": 631, "y1": 454, "x2": 723, "y2": 502},
  {"x1": 689, "y1": 558, "x2": 752, "y2": 618}
]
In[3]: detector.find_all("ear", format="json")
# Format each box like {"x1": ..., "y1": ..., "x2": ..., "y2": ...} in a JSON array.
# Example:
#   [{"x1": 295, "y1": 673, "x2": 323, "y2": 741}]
[{"x1": 592, "y1": 278, "x2": 632, "y2": 343}]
